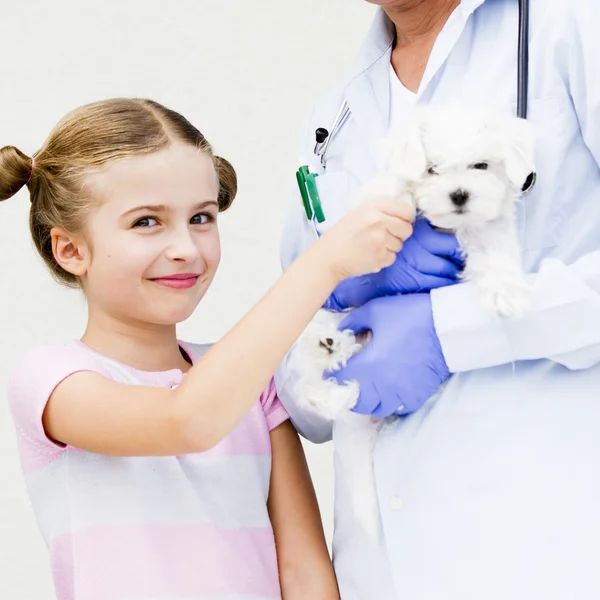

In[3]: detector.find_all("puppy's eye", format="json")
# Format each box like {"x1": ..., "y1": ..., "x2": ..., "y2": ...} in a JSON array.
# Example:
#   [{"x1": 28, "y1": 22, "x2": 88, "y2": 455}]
[
  {"x1": 471, "y1": 162, "x2": 488, "y2": 170},
  {"x1": 427, "y1": 166, "x2": 438, "y2": 175}
]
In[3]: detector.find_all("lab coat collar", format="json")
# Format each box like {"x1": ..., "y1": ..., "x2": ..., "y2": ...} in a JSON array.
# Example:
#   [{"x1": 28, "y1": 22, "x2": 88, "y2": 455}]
[
  {"x1": 342, "y1": 1, "x2": 488, "y2": 175},
  {"x1": 343, "y1": 11, "x2": 394, "y2": 177},
  {"x1": 348, "y1": 9, "x2": 395, "y2": 81},
  {"x1": 347, "y1": 1, "x2": 488, "y2": 82},
  {"x1": 460, "y1": 0, "x2": 487, "y2": 16}
]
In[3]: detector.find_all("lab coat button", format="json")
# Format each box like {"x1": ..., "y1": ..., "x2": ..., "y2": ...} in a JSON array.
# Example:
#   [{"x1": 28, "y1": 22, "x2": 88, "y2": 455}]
[{"x1": 390, "y1": 496, "x2": 404, "y2": 510}]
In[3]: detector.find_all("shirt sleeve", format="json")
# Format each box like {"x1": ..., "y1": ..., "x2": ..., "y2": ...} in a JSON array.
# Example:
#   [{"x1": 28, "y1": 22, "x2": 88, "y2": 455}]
[
  {"x1": 8, "y1": 344, "x2": 112, "y2": 458},
  {"x1": 259, "y1": 378, "x2": 290, "y2": 432}
]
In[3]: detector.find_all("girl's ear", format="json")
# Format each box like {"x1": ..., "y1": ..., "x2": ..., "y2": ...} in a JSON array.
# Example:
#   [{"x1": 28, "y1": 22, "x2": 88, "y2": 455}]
[{"x1": 50, "y1": 227, "x2": 90, "y2": 278}]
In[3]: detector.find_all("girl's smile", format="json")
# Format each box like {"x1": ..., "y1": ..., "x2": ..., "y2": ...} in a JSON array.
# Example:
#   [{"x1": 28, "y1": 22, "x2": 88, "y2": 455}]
[{"x1": 148, "y1": 273, "x2": 201, "y2": 289}]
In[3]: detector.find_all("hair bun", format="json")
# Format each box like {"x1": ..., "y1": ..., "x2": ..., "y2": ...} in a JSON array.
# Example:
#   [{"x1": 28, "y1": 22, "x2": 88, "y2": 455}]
[
  {"x1": 0, "y1": 146, "x2": 33, "y2": 201},
  {"x1": 214, "y1": 155, "x2": 237, "y2": 212}
]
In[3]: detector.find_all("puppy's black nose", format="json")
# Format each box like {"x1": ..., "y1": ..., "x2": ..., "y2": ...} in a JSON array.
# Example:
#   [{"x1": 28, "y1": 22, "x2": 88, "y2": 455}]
[{"x1": 450, "y1": 189, "x2": 470, "y2": 207}]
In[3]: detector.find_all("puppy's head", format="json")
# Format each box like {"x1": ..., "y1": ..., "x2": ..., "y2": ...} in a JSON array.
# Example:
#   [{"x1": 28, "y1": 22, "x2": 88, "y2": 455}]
[{"x1": 385, "y1": 108, "x2": 535, "y2": 230}]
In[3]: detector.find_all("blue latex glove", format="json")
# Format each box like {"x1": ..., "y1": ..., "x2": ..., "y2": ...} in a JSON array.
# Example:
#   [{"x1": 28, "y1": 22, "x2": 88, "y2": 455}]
[
  {"x1": 324, "y1": 218, "x2": 463, "y2": 311},
  {"x1": 329, "y1": 294, "x2": 450, "y2": 418}
]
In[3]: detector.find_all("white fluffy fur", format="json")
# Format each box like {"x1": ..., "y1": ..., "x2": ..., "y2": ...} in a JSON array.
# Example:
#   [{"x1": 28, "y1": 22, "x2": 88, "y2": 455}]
[
  {"x1": 385, "y1": 107, "x2": 535, "y2": 317},
  {"x1": 287, "y1": 107, "x2": 536, "y2": 542}
]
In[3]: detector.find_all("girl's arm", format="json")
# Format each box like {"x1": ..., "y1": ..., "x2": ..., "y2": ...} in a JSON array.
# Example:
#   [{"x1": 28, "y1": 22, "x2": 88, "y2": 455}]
[
  {"x1": 42, "y1": 200, "x2": 413, "y2": 456},
  {"x1": 267, "y1": 420, "x2": 340, "y2": 600}
]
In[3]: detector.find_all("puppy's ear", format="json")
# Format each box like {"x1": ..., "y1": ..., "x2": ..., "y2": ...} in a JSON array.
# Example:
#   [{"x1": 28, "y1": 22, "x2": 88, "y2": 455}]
[
  {"x1": 502, "y1": 117, "x2": 536, "y2": 194},
  {"x1": 385, "y1": 112, "x2": 427, "y2": 182}
]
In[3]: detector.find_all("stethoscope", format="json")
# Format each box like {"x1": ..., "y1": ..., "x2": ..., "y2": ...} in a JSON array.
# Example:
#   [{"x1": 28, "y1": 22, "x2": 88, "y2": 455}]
[{"x1": 296, "y1": 0, "x2": 535, "y2": 230}]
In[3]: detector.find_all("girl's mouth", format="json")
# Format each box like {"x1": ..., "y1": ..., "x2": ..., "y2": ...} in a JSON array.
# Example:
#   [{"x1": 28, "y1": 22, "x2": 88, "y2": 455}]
[{"x1": 149, "y1": 273, "x2": 200, "y2": 289}]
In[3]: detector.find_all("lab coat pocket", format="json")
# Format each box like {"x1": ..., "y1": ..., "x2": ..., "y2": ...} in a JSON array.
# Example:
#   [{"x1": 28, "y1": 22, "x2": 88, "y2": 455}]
[
  {"x1": 513, "y1": 96, "x2": 566, "y2": 252},
  {"x1": 313, "y1": 170, "x2": 356, "y2": 236}
]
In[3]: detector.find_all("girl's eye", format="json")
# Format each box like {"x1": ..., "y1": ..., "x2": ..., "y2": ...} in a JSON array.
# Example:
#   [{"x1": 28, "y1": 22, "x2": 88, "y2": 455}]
[
  {"x1": 133, "y1": 216, "x2": 158, "y2": 228},
  {"x1": 190, "y1": 213, "x2": 213, "y2": 225},
  {"x1": 427, "y1": 166, "x2": 437, "y2": 175},
  {"x1": 472, "y1": 162, "x2": 489, "y2": 170}
]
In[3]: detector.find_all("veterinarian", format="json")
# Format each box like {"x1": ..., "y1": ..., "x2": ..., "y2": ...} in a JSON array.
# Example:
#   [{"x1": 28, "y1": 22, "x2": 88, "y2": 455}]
[{"x1": 275, "y1": 1, "x2": 600, "y2": 599}]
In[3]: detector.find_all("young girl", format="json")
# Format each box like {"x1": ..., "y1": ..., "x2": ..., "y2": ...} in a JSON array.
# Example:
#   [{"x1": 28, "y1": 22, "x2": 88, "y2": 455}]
[{"x1": 1, "y1": 98, "x2": 413, "y2": 600}]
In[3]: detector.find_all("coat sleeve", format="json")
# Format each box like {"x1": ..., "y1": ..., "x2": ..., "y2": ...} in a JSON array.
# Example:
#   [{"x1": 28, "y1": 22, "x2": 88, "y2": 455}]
[
  {"x1": 431, "y1": 0, "x2": 600, "y2": 373},
  {"x1": 274, "y1": 107, "x2": 334, "y2": 444},
  {"x1": 432, "y1": 253, "x2": 600, "y2": 372}
]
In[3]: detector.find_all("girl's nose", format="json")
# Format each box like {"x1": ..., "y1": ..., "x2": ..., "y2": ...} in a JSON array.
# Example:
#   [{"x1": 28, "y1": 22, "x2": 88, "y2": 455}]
[{"x1": 165, "y1": 228, "x2": 200, "y2": 263}]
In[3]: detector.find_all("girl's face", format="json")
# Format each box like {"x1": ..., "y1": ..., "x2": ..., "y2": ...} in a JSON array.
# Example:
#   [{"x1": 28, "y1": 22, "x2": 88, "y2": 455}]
[{"x1": 76, "y1": 144, "x2": 222, "y2": 326}]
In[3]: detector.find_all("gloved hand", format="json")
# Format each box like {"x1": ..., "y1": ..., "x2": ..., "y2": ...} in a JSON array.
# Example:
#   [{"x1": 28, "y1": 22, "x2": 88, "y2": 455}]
[
  {"x1": 324, "y1": 218, "x2": 463, "y2": 311},
  {"x1": 329, "y1": 293, "x2": 450, "y2": 418}
]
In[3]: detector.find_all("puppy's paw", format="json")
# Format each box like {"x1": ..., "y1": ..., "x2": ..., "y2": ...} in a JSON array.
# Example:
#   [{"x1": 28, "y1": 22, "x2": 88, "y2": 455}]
[
  {"x1": 478, "y1": 272, "x2": 531, "y2": 318},
  {"x1": 319, "y1": 329, "x2": 362, "y2": 371},
  {"x1": 356, "y1": 173, "x2": 412, "y2": 208}
]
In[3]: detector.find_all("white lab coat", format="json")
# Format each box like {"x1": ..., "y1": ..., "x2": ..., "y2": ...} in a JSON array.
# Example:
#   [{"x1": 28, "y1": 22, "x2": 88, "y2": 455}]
[{"x1": 276, "y1": 1, "x2": 600, "y2": 599}]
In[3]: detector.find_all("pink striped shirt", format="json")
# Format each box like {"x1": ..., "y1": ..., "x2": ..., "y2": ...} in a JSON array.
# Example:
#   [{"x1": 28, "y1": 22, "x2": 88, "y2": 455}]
[{"x1": 8, "y1": 340, "x2": 289, "y2": 600}]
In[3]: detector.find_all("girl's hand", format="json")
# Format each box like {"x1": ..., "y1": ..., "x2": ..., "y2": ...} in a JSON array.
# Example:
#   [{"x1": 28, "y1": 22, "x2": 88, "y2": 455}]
[
  {"x1": 324, "y1": 217, "x2": 463, "y2": 311},
  {"x1": 317, "y1": 200, "x2": 414, "y2": 282}
]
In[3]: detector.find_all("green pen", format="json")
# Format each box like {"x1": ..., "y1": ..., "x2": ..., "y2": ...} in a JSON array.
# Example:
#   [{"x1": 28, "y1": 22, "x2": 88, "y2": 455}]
[{"x1": 296, "y1": 165, "x2": 325, "y2": 224}]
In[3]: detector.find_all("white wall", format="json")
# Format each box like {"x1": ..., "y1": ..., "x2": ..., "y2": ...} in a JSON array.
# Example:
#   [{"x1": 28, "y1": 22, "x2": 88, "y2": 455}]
[{"x1": 0, "y1": 1, "x2": 376, "y2": 597}]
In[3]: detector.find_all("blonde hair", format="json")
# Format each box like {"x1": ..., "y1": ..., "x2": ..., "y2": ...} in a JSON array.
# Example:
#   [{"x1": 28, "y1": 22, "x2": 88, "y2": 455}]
[{"x1": 0, "y1": 98, "x2": 237, "y2": 287}]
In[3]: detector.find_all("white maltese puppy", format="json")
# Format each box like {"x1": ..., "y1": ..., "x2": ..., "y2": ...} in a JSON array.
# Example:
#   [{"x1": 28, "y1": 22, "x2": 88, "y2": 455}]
[
  {"x1": 384, "y1": 107, "x2": 536, "y2": 317},
  {"x1": 287, "y1": 107, "x2": 536, "y2": 540}
]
